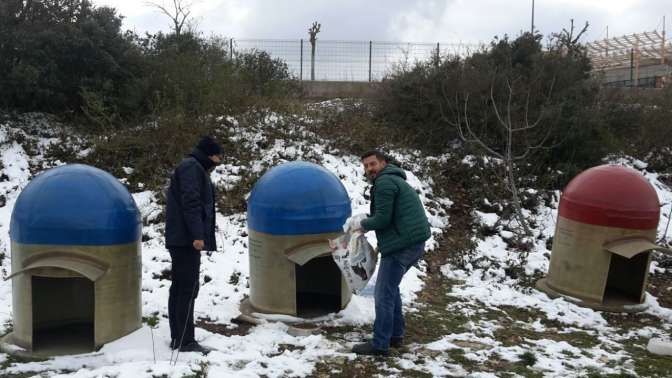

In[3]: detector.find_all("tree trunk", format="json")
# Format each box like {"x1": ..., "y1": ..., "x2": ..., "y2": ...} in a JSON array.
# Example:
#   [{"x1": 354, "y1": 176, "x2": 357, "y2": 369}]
[{"x1": 310, "y1": 43, "x2": 316, "y2": 81}]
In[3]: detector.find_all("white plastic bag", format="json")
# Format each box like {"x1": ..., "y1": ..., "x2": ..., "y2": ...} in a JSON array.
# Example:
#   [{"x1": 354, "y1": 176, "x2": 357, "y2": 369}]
[
  {"x1": 343, "y1": 213, "x2": 367, "y2": 233},
  {"x1": 330, "y1": 229, "x2": 377, "y2": 294}
]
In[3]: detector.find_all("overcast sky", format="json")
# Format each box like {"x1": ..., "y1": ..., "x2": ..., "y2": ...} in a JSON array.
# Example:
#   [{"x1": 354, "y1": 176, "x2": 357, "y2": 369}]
[{"x1": 95, "y1": 0, "x2": 669, "y2": 44}]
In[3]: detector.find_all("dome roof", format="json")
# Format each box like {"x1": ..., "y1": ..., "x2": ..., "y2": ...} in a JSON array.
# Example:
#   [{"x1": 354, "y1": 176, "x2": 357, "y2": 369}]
[
  {"x1": 248, "y1": 161, "x2": 351, "y2": 235},
  {"x1": 559, "y1": 165, "x2": 659, "y2": 230},
  {"x1": 10, "y1": 164, "x2": 141, "y2": 245}
]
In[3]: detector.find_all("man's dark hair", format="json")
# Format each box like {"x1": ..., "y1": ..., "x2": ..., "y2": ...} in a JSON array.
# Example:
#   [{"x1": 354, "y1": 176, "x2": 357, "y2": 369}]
[{"x1": 361, "y1": 150, "x2": 387, "y2": 162}]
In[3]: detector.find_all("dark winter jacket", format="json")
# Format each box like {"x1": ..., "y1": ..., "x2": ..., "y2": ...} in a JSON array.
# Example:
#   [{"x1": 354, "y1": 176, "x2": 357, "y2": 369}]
[
  {"x1": 361, "y1": 164, "x2": 431, "y2": 256},
  {"x1": 165, "y1": 148, "x2": 217, "y2": 251}
]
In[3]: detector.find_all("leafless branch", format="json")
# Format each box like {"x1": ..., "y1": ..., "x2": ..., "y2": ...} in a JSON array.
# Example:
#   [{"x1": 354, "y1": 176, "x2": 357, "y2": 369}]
[
  {"x1": 505, "y1": 79, "x2": 513, "y2": 133},
  {"x1": 460, "y1": 94, "x2": 504, "y2": 159},
  {"x1": 308, "y1": 21, "x2": 321, "y2": 44},
  {"x1": 512, "y1": 76, "x2": 556, "y2": 132},
  {"x1": 490, "y1": 81, "x2": 509, "y2": 131},
  {"x1": 145, "y1": 0, "x2": 193, "y2": 36},
  {"x1": 437, "y1": 90, "x2": 459, "y2": 128},
  {"x1": 514, "y1": 123, "x2": 554, "y2": 161},
  {"x1": 555, "y1": 19, "x2": 590, "y2": 52},
  {"x1": 572, "y1": 21, "x2": 589, "y2": 45}
]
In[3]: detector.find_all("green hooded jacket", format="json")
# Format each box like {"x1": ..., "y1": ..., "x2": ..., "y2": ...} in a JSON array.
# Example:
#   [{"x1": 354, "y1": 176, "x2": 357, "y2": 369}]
[{"x1": 361, "y1": 164, "x2": 431, "y2": 256}]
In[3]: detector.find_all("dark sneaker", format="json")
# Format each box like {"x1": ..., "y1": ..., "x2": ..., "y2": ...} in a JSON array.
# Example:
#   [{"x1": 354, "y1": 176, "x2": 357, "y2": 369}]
[
  {"x1": 390, "y1": 337, "x2": 404, "y2": 348},
  {"x1": 352, "y1": 342, "x2": 389, "y2": 356},
  {"x1": 179, "y1": 341, "x2": 212, "y2": 355}
]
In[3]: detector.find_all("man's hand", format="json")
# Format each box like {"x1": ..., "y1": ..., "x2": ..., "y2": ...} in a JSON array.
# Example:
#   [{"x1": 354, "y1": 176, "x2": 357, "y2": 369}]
[
  {"x1": 344, "y1": 214, "x2": 366, "y2": 233},
  {"x1": 193, "y1": 240, "x2": 205, "y2": 251}
]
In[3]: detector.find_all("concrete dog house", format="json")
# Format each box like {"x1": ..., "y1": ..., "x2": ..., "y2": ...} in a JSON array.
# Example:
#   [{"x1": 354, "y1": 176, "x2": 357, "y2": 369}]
[
  {"x1": 537, "y1": 165, "x2": 672, "y2": 312},
  {"x1": 1, "y1": 164, "x2": 142, "y2": 357},
  {"x1": 243, "y1": 161, "x2": 352, "y2": 319}
]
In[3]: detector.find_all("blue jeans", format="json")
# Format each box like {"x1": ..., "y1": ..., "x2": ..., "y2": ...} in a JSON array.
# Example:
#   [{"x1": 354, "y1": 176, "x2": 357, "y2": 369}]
[{"x1": 372, "y1": 242, "x2": 425, "y2": 350}]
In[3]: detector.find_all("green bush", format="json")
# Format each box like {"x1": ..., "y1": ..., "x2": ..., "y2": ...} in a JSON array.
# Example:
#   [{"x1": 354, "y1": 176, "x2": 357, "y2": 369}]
[
  {"x1": 81, "y1": 107, "x2": 231, "y2": 186},
  {"x1": 375, "y1": 58, "x2": 459, "y2": 152},
  {"x1": 0, "y1": 1, "x2": 299, "y2": 126},
  {"x1": 140, "y1": 31, "x2": 233, "y2": 116},
  {"x1": 0, "y1": 1, "x2": 145, "y2": 117},
  {"x1": 235, "y1": 49, "x2": 299, "y2": 98},
  {"x1": 375, "y1": 31, "x2": 615, "y2": 184}
]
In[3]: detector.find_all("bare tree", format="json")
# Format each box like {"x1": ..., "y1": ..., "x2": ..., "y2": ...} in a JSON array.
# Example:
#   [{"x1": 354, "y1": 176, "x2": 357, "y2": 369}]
[
  {"x1": 552, "y1": 19, "x2": 589, "y2": 55},
  {"x1": 308, "y1": 21, "x2": 321, "y2": 81},
  {"x1": 146, "y1": 0, "x2": 193, "y2": 37},
  {"x1": 441, "y1": 76, "x2": 558, "y2": 237}
]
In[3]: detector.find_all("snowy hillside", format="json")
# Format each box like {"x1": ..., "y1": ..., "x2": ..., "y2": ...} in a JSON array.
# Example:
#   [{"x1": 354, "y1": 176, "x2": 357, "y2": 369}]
[
  {"x1": 0, "y1": 110, "x2": 671, "y2": 377},
  {"x1": 0, "y1": 112, "x2": 450, "y2": 377}
]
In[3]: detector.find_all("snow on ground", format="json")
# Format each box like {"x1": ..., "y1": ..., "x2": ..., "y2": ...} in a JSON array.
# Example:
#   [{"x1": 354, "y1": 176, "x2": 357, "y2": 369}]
[
  {"x1": 439, "y1": 156, "x2": 672, "y2": 376},
  {"x1": 2, "y1": 112, "x2": 672, "y2": 376},
  {"x1": 0, "y1": 114, "x2": 450, "y2": 377}
]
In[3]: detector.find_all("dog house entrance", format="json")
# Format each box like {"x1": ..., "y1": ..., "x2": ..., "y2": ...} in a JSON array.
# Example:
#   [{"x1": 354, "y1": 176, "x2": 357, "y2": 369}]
[
  {"x1": 603, "y1": 252, "x2": 649, "y2": 306},
  {"x1": 32, "y1": 275, "x2": 94, "y2": 355},
  {"x1": 296, "y1": 256, "x2": 341, "y2": 317}
]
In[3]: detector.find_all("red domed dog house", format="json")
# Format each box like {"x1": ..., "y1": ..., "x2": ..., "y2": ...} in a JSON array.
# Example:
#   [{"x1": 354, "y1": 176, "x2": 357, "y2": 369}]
[{"x1": 537, "y1": 165, "x2": 671, "y2": 312}]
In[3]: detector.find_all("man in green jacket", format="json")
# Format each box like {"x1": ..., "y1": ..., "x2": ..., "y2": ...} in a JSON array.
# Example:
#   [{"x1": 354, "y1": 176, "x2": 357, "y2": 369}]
[{"x1": 352, "y1": 150, "x2": 431, "y2": 356}]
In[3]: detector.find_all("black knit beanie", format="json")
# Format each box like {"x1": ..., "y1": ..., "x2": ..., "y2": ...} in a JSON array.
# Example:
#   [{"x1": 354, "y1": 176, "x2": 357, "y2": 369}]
[{"x1": 196, "y1": 136, "x2": 222, "y2": 156}]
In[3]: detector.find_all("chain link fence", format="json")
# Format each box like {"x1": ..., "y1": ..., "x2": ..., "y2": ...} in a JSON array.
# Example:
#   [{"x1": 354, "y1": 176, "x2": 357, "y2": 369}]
[{"x1": 231, "y1": 39, "x2": 483, "y2": 82}]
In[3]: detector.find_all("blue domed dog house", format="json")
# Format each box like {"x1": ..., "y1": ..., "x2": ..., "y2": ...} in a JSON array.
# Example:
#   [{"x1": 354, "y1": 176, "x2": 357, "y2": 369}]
[
  {"x1": 2, "y1": 164, "x2": 142, "y2": 357},
  {"x1": 246, "y1": 161, "x2": 352, "y2": 317}
]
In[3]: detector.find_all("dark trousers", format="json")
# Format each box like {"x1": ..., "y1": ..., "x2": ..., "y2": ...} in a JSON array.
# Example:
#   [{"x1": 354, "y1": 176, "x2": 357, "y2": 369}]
[{"x1": 168, "y1": 247, "x2": 201, "y2": 345}]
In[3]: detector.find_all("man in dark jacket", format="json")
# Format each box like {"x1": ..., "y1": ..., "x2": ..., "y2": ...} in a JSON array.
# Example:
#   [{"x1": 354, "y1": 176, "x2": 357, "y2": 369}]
[
  {"x1": 352, "y1": 150, "x2": 431, "y2": 356},
  {"x1": 165, "y1": 136, "x2": 221, "y2": 354}
]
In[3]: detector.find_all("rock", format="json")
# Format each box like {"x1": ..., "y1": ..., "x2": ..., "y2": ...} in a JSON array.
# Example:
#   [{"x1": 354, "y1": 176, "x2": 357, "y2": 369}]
[
  {"x1": 330, "y1": 356, "x2": 348, "y2": 365},
  {"x1": 452, "y1": 340, "x2": 490, "y2": 351},
  {"x1": 287, "y1": 324, "x2": 319, "y2": 337},
  {"x1": 647, "y1": 338, "x2": 672, "y2": 356},
  {"x1": 422, "y1": 349, "x2": 443, "y2": 358}
]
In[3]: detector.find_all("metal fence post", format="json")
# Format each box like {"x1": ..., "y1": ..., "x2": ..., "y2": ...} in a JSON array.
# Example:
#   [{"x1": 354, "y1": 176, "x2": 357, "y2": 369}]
[
  {"x1": 230, "y1": 38, "x2": 233, "y2": 60},
  {"x1": 300, "y1": 39, "x2": 303, "y2": 81},
  {"x1": 368, "y1": 41, "x2": 372, "y2": 82}
]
